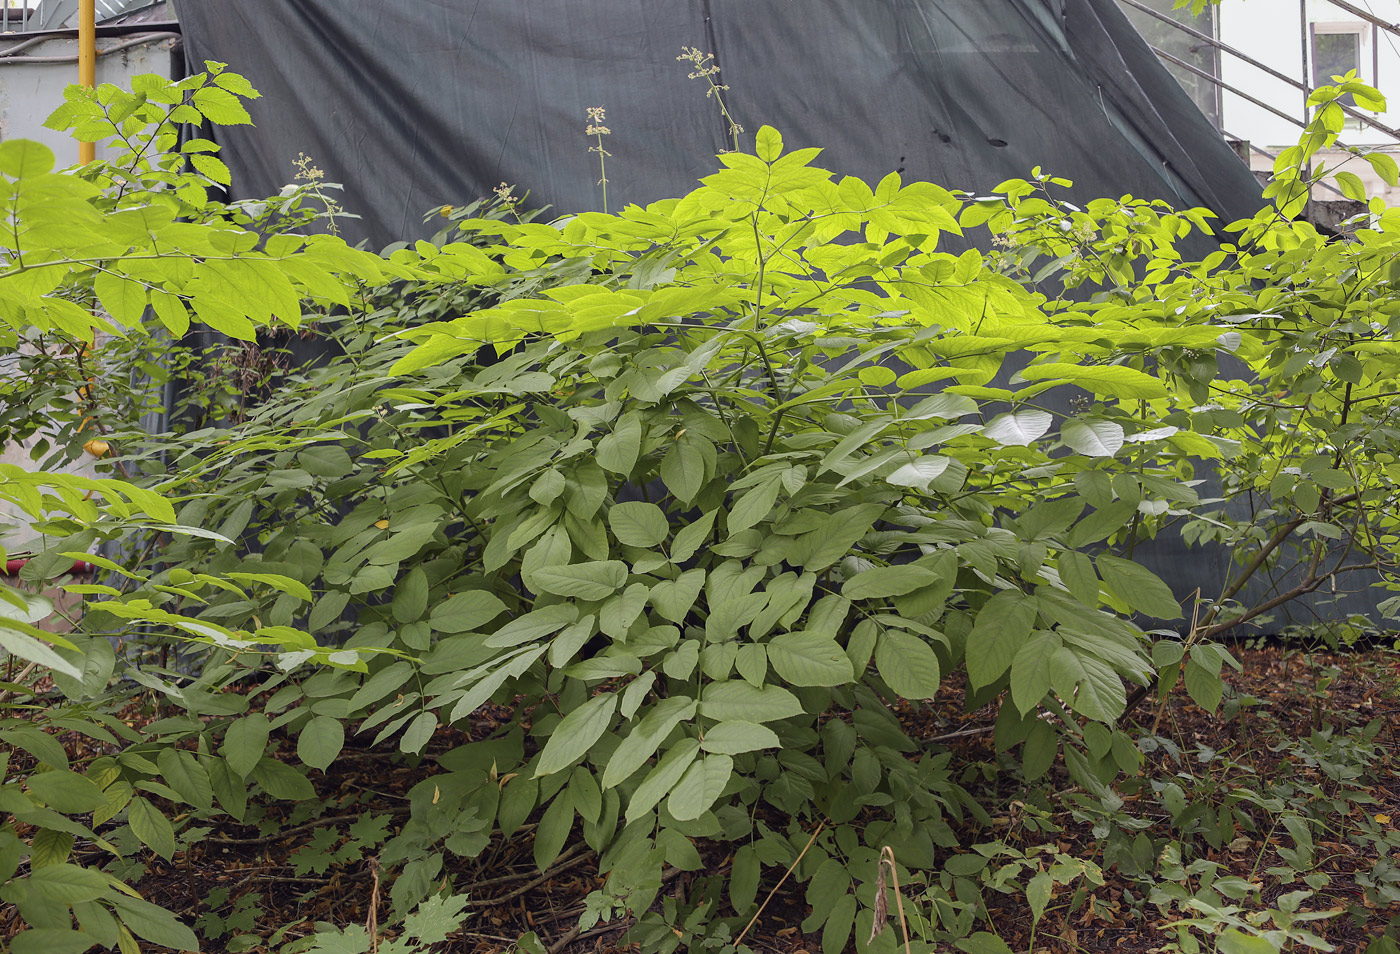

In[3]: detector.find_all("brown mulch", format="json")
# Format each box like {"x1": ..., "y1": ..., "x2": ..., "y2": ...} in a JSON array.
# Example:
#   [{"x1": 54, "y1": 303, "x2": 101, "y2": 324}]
[{"x1": 4, "y1": 646, "x2": 1399, "y2": 953}]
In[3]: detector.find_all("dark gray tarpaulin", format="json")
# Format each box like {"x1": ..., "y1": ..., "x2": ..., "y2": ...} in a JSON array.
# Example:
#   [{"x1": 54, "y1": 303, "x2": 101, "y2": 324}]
[
  {"x1": 180, "y1": 0, "x2": 1264, "y2": 248},
  {"x1": 181, "y1": 2, "x2": 1384, "y2": 633}
]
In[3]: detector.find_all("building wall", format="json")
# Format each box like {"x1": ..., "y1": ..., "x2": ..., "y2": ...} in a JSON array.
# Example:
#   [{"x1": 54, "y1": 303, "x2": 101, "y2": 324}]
[
  {"x1": 0, "y1": 32, "x2": 180, "y2": 164},
  {"x1": 0, "y1": 33, "x2": 178, "y2": 552},
  {"x1": 1220, "y1": 0, "x2": 1400, "y2": 202},
  {"x1": 1122, "y1": 0, "x2": 1400, "y2": 205}
]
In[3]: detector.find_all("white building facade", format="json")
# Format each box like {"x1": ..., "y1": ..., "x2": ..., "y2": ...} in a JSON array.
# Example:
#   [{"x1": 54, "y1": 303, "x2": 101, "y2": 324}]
[{"x1": 1120, "y1": 0, "x2": 1400, "y2": 203}]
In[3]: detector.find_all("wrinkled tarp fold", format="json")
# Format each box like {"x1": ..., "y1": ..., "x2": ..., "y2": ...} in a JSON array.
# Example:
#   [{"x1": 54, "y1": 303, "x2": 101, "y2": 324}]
[
  {"x1": 180, "y1": 0, "x2": 1264, "y2": 247},
  {"x1": 182, "y1": 2, "x2": 1378, "y2": 632}
]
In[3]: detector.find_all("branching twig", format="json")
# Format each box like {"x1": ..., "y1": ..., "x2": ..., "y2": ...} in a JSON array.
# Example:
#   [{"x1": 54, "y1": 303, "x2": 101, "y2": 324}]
[
  {"x1": 734, "y1": 820, "x2": 825, "y2": 949},
  {"x1": 466, "y1": 844, "x2": 594, "y2": 908},
  {"x1": 366, "y1": 857, "x2": 381, "y2": 954}
]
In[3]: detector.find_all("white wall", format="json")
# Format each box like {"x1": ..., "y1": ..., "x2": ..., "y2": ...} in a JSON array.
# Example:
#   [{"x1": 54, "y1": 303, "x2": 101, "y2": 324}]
[
  {"x1": 0, "y1": 34, "x2": 178, "y2": 551},
  {"x1": 1219, "y1": 0, "x2": 1400, "y2": 150},
  {"x1": 0, "y1": 33, "x2": 179, "y2": 164}
]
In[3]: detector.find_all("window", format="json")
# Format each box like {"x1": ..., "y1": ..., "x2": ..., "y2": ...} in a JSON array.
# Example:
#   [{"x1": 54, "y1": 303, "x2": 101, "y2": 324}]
[{"x1": 1312, "y1": 22, "x2": 1371, "y2": 108}]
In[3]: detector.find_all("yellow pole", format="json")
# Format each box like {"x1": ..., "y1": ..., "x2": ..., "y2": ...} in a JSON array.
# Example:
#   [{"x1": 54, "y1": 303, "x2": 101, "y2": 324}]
[{"x1": 78, "y1": 0, "x2": 96, "y2": 163}]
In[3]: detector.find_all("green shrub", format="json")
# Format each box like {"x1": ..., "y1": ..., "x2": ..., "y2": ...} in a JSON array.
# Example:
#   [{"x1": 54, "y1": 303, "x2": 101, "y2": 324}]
[
  {"x1": 4, "y1": 59, "x2": 1399, "y2": 954},
  {"x1": 122, "y1": 123, "x2": 1218, "y2": 950}
]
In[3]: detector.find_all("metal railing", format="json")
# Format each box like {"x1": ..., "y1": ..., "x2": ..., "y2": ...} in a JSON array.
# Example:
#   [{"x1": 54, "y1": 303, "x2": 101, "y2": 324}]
[
  {"x1": 0, "y1": 0, "x2": 151, "y2": 33},
  {"x1": 1119, "y1": 0, "x2": 1400, "y2": 152}
]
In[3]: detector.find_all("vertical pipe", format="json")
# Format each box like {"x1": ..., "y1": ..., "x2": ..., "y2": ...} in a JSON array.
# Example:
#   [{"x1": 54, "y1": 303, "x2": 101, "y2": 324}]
[
  {"x1": 1301, "y1": 0, "x2": 1312, "y2": 209},
  {"x1": 1301, "y1": 0, "x2": 1311, "y2": 121},
  {"x1": 78, "y1": 0, "x2": 96, "y2": 163}
]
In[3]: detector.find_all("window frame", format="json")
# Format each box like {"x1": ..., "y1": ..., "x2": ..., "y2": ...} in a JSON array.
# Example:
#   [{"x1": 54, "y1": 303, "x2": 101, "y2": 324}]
[{"x1": 1310, "y1": 19, "x2": 1378, "y2": 111}]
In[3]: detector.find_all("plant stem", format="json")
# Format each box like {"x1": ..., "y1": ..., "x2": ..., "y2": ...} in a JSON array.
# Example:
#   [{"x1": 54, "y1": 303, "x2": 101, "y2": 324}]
[{"x1": 734, "y1": 820, "x2": 825, "y2": 948}]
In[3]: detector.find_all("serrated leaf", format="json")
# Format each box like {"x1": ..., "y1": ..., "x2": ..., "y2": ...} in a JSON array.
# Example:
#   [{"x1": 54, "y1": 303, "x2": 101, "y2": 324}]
[
  {"x1": 25, "y1": 863, "x2": 108, "y2": 903},
  {"x1": 251, "y1": 757, "x2": 316, "y2": 801},
  {"x1": 26, "y1": 770, "x2": 107, "y2": 813},
  {"x1": 1058, "y1": 551, "x2": 1099, "y2": 606},
  {"x1": 1366, "y1": 151, "x2": 1400, "y2": 186},
  {"x1": 192, "y1": 85, "x2": 252, "y2": 124},
  {"x1": 1333, "y1": 170, "x2": 1367, "y2": 202},
  {"x1": 127, "y1": 796, "x2": 175, "y2": 859},
  {"x1": 965, "y1": 590, "x2": 1037, "y2": 688},
  {"x1": 1027, "y1": 871, "x2": 1053, "y2": 924},
  {"x1": 109, "y1": 893, "x2": 199, "y2": 952},
  {"x1": 766, "y1": 631, "x2": 853, "y2": 686},
  {"x1": 30, "y1": 827, "x2": 73, "y2": 868},
  {"x1": 1048, "y1": 648, "x2": 1126, "y2": 721},
  {"x1": 1009, "y1": 631, "x2": 1059, "y2": 714},
  {"x1": 9, "y1": 928, "x2": 97, "y2": 954},
  {"x1": 156, "y1": 747, "x2": 213, "y2": 811},
  {"x1": 755, "y1": 125, "x2": 784, "y2": 162},
  {"x1": 0, "y1": 139, "x2": 55, "y2": 177},
  {"x1": 1096, "y1": 555, "x2": 1181, "y2": 619}
]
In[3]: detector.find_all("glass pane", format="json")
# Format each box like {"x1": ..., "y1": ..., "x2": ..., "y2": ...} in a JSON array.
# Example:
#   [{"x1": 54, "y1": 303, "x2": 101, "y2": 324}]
[{"x1": 1313, "y1": 31, "x2": 1362, "y2": 106}]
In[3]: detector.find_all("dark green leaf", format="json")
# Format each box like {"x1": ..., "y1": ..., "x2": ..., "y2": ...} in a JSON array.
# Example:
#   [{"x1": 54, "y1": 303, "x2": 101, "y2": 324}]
[
  {"x1": 842, "y1": 564, "x2": 941, "y2": 600},
  {"x1": 766, "y1": 631, "x2": 853, "y2": 686},
  {"x1": 428, "y1": 590, "x2": 508, "y2": 633},
  {"x1": 1096, "y1": 555, "x2": 1181, "y2": 619},
  {"x1": 26, "y1": 770, "x2": 107, "y2": 813},
  {"x1": 127, "y1": 797, "x2": 175, "y2": 859},
  {"x1": 536, "y1": 692, "x2": 618, "y2": 776},
  {"x1": 297, "y1": 715, "x2": 345, "y2": 771},
  {"x1": 874, "y1": 630, "x2": 942, "y2": 700},
  {"x1": 222, "y1": 712, "x2": 270, "y2": 778},
  {"x1": 530, "y1": 561, "x2": 628, "y2": 601},
  {"x1": 608, "y1": 502, "x2": 669, "y2": 548},
  {"x1": 965, "y1": 591, "x2": 1036, "y2": 688},
  {"x1": 109, "y1": 893, "x2": 199, "y2": 951}
]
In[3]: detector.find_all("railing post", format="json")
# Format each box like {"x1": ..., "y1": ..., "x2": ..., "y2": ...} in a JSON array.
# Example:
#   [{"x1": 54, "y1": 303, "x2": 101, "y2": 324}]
[{"x1": 1300, "y1": 0, "x2": 1311, "y2": 213}]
